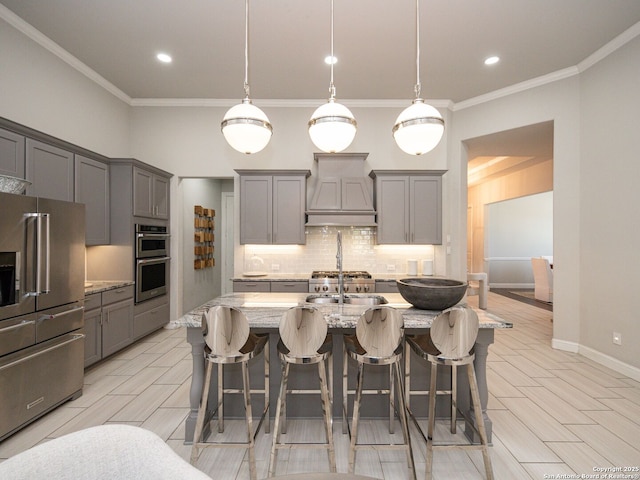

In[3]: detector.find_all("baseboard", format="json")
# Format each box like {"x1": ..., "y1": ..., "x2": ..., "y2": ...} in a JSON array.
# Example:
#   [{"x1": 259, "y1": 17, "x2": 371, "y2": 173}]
[
  {"x1": 490, "y1": 283, "x2": 534, "y2": 289},
  {"x1": 578, "y1": 345, "x2": 640, "y2": 382},
  {"x1": 553, "y1": 338, "x2": 640, "y2": 381},
  {"x1": 552, "y1": 338, "x2": 579, "y2": 353}
]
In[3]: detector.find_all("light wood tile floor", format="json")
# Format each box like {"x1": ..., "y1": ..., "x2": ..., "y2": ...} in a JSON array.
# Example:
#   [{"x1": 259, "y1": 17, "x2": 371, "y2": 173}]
[{"x1": 1, "y1": 292, "x2": 639, "y2": 479}]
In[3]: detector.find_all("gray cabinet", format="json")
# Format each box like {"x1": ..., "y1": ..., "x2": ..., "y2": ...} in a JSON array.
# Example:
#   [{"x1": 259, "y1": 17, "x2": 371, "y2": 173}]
[
  {"x1": 133, "y1": 294, "x2": 170, "y2": 340},
  {"x1": 233, "y1": 280, "x2": 271, "y2": 292},
  {"x1": 25, "y1": 139, "x2": 74, "y2": 201},
  {"x1": 0, "y1": 127, "x2": 25, "y2": 179},
  {"x1": 375, "y1": 280, "x2": 399, "y2": 293},
  {"x1": 270, "y1": 280, "x2": 309, "y2": 293},
  {"x1": 237, "y1": 170, "x2": 310, "y2": 245},
  {"x1": 75, "y1": 155, "x2": 110, "y2": 245},
  {"x1": 371, "y1": 171, "x2": 445, "y2": 245},
  {"x1": 83, "y1": 293, "x2": 102, "y2": 367},
  {"x1": 133, "y1": 166, "x2": 169, "y2": 219},
  {"x1": 233, "y1": 280, "x2": 309, "y2": 293},
  {"x1": 101, "y1": 287, "x2": 134, "y2": 358},
  {"x1": 83, "y1": 286, "x2": 134, "y2": 367}
]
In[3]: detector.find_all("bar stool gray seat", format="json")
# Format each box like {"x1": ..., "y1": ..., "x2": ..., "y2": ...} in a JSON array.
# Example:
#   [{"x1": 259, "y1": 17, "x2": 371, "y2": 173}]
[
  {"x1": 190, "y1": 305, "x2": 269, "y2": 480},
  {"x1": 268, "y1": 306, "x2": 336, "y2": 477},
  {"x1": 344, "y1": 306, "x2": 416, "y2": 480},
  {"x1": 405, "y1": 306, "x2": 493, "y2": 480}
]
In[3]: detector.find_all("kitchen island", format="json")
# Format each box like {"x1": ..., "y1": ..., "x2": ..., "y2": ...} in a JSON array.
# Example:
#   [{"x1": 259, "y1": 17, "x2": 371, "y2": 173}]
[{"x1": 175, "y1": 292, "x2": 512, "y2": 445}]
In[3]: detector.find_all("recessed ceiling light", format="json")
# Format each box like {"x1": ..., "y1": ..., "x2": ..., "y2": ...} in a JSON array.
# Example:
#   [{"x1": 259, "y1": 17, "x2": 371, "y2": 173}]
[
  {"x1": 324, "y1": 55, "x2": 337, "y2": 65},
  {"x1": 484, "y1": 56, "x2": 500, "y2": 65},
  {"x1": 156, "y1": 53, "x2": 172, "y2": 63}
]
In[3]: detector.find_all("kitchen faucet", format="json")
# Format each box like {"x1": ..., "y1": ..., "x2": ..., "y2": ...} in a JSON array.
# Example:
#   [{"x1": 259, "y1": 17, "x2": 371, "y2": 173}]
[{"x1": 336, "y1": 231, "x2": 344, "y2": 305}]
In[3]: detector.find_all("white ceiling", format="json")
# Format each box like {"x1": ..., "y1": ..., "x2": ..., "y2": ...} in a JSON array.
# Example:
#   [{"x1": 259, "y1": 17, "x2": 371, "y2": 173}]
[{"x1": 2, "y1": 0, "x2": 640, "y2": 103}]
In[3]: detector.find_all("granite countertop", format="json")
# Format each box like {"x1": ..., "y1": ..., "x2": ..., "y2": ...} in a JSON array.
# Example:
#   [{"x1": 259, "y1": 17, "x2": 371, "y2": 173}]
[
  {"x1": 173, "y1": 292, "x2": 512, "y2": 330},
  {"x1": 84, "y1": 280, "x2": 134, "y2": 295}
]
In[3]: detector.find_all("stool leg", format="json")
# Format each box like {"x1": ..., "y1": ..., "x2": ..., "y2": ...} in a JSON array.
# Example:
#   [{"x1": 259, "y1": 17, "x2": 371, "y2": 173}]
[
  {"x1": 264, "y1": 337, "x2": 270, "y2": 434},
  {"x1": 217, "y1": 363, "x2": 224, "y2": 433},
  {"x1": 348, "y1": 362, "x2": 365, "y2": 474},
  {"x1": 389, "y1": 364, "x2": 395, "y2": 434},
  {"x1": 467, "y1": 364, "x2": 494, "y2": 480},
  {"x1": 242, "y1": 362, "x2": 257, "y2": 480},
  {"x1": 426, "y1": 362, "x2": 438, "y2": 480},
  {"x1": 451, "y1": 364, "x2": 457, "y2": 434},
  {"x1": 394, "y1": 362, "x2": 416, "y2": 480},
  {"x1": 319, "y1": 359, "x2": 337, "y2": 472},
  {"x1": 342, "y1": 341, "x2": 349, "y2": 434},
  {"x1": 404, "y1": 338, "x2": 411, "y2": 411},
  {"x1": 268, "y1": 361, "x2": 289, "y2": 477},
  {"x1": 191, "y1": 360, "x2": 213, "y2": 464}
]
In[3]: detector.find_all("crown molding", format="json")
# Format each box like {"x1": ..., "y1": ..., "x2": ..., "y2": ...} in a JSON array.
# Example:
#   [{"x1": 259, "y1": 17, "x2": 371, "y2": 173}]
[
  {"x1": 578, "y1": 20, "x2": 640, "y2": 72},
  {"x1": 452, "y1": 67, "x2": 579, "y2": 111},
  {"x1": 0, "y1": 4, "x2": 132, "y2": 105}
]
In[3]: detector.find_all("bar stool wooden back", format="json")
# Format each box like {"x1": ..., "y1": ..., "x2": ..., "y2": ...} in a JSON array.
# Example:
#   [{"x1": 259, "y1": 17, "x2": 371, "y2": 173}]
[
  {"x1": 268, "y1": 306, "x2": 336, "y2": 477},
  {"x1": 405, "y1": 306, "x2": 493, "y2": 480},
  {"x1": 190, "y1": 306, "x2": 269, "y2": 480},
  {"x1": 344, "y1": 306, "x2": 416, "y2": 480}
]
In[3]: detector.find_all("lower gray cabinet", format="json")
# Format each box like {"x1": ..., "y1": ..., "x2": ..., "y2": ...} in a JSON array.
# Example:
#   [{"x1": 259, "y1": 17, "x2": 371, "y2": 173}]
[
  {"x1": 270, "y1": 281, "x2": 308, "y2": 293},
  {"x1": 133, "y1": 294, "x2": 170, "y2": 340},
  {"x1": 83, "y1": 286, "x2": 134, "y2": 368},
  {"x1": 375, "y1": 280, "x2": 399, "y2": 293},
  {"x1": 102, "y1": 298, "x2": 134, "y2": 358},
  {"x1": 233, "y1": 281, "x2": 271, "y2": 293}
]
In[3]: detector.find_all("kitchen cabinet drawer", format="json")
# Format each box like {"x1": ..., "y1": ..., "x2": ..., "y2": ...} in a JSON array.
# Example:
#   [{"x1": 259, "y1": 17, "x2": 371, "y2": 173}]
[
  {"x1": 102, "y1": 285, "x2": 134, "y2": 305},
  {"x1": 270, "y1": 281, "x2": 309, "y2": 293},
  {"x1": 133, "y1": 302, "x2": 169, "y2": 339},
  {"x1": 233, "y1": 281, "x2": 271, "y2": 293},
  {"x1": 84, "y1": 293, "x2": 102, "y2": 311},
  {"x1": 375, "y1": 280, "x2": 399, "y2": 293}
]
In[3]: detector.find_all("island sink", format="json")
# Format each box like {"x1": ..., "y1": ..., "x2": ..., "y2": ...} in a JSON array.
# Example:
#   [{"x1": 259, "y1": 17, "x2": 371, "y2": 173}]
[{"x1": 305, "y1": 294, "x2": 388, "y2": 305}]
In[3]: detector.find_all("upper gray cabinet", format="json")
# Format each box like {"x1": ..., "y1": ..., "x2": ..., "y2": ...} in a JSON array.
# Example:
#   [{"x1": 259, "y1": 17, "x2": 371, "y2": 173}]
[
  {"x1": 237, "y1": 170, "x2": 310, "y2": 245},
  {"x1": 25, "y1": 139, "x2": 74, "y2": 201},
  {"x1": 0, "y1": 127, "x2": 25, "y2": 179},
  {"x1": 133, "y1": 166, "x2": 169, "y2": 219},
  {"x1": 75, "y1": 155, "x2": 110, "y2": 245},
  {"x1": 370, "y1": 170, "x2": 445, "y2": 245}
]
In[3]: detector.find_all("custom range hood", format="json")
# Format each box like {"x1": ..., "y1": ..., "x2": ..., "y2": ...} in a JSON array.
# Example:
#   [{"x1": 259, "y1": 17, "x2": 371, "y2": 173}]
[{"x1": 306, "y1": 153, "x2": 376, "y2": 226}]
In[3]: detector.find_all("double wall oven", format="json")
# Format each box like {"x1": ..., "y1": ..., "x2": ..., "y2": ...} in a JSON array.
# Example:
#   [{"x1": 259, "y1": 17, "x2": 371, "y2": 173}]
[{"x1": 135, "y1": 224, "x2": 170, "y2": 303}]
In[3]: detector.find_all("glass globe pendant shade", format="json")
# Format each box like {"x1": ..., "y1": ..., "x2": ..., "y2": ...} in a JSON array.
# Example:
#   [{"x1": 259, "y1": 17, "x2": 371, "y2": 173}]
[
  {"x1": 308, "y1": 99, "x2": 357, "y2": 153},
  {"x1": 393, "y1": 99, "x2": 444, "y2": 155},
  {"x1": 392, "y1": 99, "x2": 444, "y2": 155},
  {"x1": 221, "y1": 99, "x2": 273, "y2": 154}
]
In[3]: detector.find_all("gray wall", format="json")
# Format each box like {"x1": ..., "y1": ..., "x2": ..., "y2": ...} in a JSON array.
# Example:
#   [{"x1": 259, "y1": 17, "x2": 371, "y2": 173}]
[
  {"x1": 180, "y1": 178, "x2": 233, "y2": 313},
  {"x1": 486, "y1": 192, "x2": 553, "y2": 287}
]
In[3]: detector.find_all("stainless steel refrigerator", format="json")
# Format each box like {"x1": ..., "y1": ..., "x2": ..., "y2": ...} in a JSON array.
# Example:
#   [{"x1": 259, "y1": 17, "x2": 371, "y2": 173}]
[{"x1": 0, "y1": 191, "x2": 85, "y2": 441}]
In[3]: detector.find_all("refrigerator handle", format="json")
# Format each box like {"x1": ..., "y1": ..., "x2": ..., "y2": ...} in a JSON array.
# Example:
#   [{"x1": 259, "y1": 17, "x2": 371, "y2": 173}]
[{"x1": 25, "y1": 212, "x2": 50, "y2": 296}]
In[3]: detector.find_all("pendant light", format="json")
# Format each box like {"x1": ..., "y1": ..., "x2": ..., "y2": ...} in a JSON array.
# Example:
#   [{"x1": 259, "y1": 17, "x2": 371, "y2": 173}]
[
  {"x1": 221, "y1": 0, "x2": 272, "y2": 154},
  {"x1": 308, "y1": 0, "x2": 357, "y2": 153},
  {"x1": 392, "y1": 0, "x2": 444, "y2": 155}
]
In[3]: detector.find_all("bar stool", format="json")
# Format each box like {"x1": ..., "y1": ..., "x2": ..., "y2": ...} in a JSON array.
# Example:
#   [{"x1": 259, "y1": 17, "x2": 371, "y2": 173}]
[
  {"x1": 190, "y1": 306, "x2": 269, "y2": 480},
  {"x1": 268, "y1": 306, "x2": 336, "y2": 477},
  {"x1": 344, "y1": 306, "x2": 415, "y2": 480},
  {"x1": 405, "y1": 306, "x2": 493, "y2": 480}
]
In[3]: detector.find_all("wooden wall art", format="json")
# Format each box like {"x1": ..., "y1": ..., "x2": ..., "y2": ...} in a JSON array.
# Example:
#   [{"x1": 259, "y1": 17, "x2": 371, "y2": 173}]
[{"x1": 194, "y1": 205, "x2": 215, "y2": 269}]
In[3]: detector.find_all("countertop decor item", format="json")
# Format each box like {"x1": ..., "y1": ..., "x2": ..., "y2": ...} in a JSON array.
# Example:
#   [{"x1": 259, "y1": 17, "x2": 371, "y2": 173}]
[
  {"x1": 0, "y1": 174, "x2": 30, "y2": 194},
  {"x1": 396, "y1": 277, "x2": 467, "y2": 310}
]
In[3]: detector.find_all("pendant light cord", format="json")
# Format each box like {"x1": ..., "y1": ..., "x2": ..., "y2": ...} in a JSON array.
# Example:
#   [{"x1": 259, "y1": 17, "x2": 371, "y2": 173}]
[
  {"x1": 329, "y1": 0, "x2": 336, "y2": 99},
  {"x1": 244, "y1": 0, "x2": 250, "y2": 99},
  {"x1": 414, "y1": 0, "x2": 421, "y2": 99}
]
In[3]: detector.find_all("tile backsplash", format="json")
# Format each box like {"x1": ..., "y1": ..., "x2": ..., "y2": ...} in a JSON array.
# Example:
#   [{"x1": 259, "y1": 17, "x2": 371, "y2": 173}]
[{"x1": 241, "y1": 226, "x2": 440, "y2": 276}]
